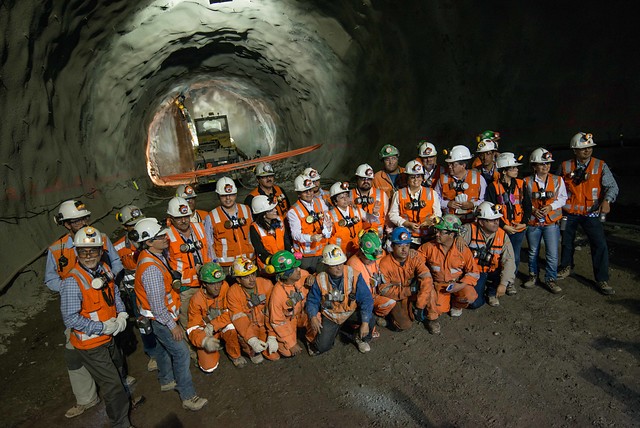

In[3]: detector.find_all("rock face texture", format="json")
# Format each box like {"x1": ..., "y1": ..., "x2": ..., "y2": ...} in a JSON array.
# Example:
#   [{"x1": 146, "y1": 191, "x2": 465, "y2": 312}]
[{"x1": 0, "y1": 1, "x2": 637, "y2": 282}]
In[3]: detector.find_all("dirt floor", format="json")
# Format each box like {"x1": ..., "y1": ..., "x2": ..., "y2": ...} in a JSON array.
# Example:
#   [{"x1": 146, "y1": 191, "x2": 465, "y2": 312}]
[{"x1": 1, "y1": 188, "x2": 639, "y2": 428}]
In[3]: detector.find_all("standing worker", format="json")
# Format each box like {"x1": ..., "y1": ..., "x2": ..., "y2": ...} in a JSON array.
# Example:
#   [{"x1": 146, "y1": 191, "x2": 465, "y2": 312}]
[
  {"x1": 304, "y1": 166, "x2": 332, "y2": 207},
  {"x1": 250, "y1": 195, "x2": 292, "y2": 271},
  {"x1": 475, "y1": 139, "x2": 500, "y2": 184},
  {"x1": 351, "y1": 163, "x2": 389, "y2": 237},
  {"x1": 244, "y1": 162, "x2": 291, "y2": 217},
  {"x1": 373, "y1": 144, "x2": 406, "y2": 198},
  {"x1": 415, "y1": 140, "x2": 445, "y2": 188},
  {"x1": 176, "y1": 184, "x2": 209, "y2": 223}
]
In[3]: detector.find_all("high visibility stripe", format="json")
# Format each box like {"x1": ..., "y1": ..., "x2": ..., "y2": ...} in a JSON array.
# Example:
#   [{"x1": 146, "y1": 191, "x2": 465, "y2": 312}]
[
  {"x1": 221, "y1": 323, "x2": 235, "y2": 333},
  {"x1": 232, "y1": 312, "x2": 248, "y2": 321},
  {"x1": 186, "y1": 325, "x2": 202, "y2": 335}
]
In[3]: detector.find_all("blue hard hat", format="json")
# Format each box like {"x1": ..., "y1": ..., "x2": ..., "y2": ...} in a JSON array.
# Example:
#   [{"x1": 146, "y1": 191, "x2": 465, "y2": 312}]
[{"x1": 390, "y1": 227, "x2": 412, "y2": 244}]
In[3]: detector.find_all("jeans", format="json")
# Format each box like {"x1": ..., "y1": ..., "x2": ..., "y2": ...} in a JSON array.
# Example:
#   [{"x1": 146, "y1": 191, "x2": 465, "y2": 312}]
[
  {"x1": 468, "y1": 271, "x2": 500, "y2": 309},
  {"x1": 526, "y1": 223, "x2": 560, "y2": 281},
  {"x1": 151, "y1": 320, "x2": 196, "y2": 401},
  {"x1": 507, "y1": 229, "x2": 526, "y2": 274},
  {"x1": 314, "y1": 313, "x2": 375, "y2": 354},
  {"x1": 560, "y1": 214, "x2": 609, "y2": 282}
]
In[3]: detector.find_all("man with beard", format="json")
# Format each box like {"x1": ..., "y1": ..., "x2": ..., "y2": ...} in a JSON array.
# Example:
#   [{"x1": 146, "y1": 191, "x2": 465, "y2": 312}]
[
  {"x1": 351, "y1": 163, "x2": 389, "y2": 237},
  {"x1": 244, "y1": 162, "x2": 291, "y2": 217}
]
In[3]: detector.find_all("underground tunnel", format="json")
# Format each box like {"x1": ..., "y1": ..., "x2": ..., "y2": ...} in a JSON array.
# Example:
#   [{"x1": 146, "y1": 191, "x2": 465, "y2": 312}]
[{"x1": 1, "y1": 1, "x2": 639, "y2": 425}]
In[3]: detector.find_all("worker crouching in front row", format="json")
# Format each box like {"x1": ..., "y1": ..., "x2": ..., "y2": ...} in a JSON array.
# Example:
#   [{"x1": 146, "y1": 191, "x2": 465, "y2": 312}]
[
  {"x1": 187, "y1": 262, "x2": 246, "y2": 372},
  {"x1": 306, "y1": 245, "x2": 375, "y2": 355}
]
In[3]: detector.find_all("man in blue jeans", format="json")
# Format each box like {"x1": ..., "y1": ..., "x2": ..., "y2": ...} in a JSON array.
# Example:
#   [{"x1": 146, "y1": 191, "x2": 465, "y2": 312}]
[{"x1": 557, "y1": 132, "x2": 619, "y2": 295}]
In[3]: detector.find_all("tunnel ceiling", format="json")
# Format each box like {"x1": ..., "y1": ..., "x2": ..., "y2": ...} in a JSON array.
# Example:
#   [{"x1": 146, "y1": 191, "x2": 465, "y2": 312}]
[{"x1": 0, "y1": 0, "x2": 638, "y2": 283}]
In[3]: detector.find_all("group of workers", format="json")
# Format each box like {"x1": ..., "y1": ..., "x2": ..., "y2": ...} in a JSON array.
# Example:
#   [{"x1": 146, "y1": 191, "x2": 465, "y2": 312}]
[{"x1": 45, "y1": 129, "x2": 619, "y2": 427}]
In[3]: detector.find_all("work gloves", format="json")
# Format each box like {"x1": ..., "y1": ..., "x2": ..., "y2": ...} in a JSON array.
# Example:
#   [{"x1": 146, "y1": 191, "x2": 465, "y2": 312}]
[
  {"x1": 247, "y1": 337, "x2": 268, "y2": 353},
  {"x1": 202, "y1": 337, "x2": 222, "y2": 353},
  {"x1": 113, "y1": 312, "x2": 129, "y2": 335},
  {"x1": 101, "y1": 318, "x2": 119, "y2": 335},
  {"x1": 204, "y1": 324, "x2": 215, "y2": 337},
  {"x1": 267, "y1": 336, "x2": 279, "y2": 354}
]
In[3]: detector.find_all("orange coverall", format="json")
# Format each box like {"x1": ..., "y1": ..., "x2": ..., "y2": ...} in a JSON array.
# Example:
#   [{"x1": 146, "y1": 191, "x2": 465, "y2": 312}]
[{"x1": 346, "y1": 254, "x2": 396, "y2": 318}]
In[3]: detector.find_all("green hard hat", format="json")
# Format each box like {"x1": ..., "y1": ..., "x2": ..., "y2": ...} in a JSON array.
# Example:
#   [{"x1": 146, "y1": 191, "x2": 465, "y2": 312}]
[
  {"x1": 266, "y1": 250, "x2": 301, "y2": 274},
  {"x1": 476, "y1": 130, "x2": 500, "y2": 143},
  {"x1": 434, "y1": 214, "x2": 462, "y2": 233},
  {"x1": 359, "y1": 231, "x2": 382, "y2": 261},
  {"x1": 379, "y1": 144, "x2": 400, "y2": 159},
  {"x1": 199, "y1": 262, "x2": 226, "y2": 283}
]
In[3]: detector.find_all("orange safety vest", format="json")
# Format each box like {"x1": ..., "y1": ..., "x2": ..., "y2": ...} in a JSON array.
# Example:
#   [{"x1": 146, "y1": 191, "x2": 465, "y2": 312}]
[
  {"x1": 560, "y1": 158, "x2": 604, "y2": 215},
  {"x1": 68, "y1": 263, "x2": 117, "y2": 350},
  {"x1": 350, "y1": 187, "x2": 387, "y2": 236},
  {"x1": 524, "y1": 174, "x2": 563, "y2": 226},
  {"x1": 192, "y1": 209, "x2": 209, "y2": 223},
  {"x1": 439, "y1": 170, "x2": 483, "y2": 221},
  {"x1": 316, "y1": 266, "x2": 358, "y2": 325},
  {"x1": 49, "y1": 234, "x2": 110, "y2": 279},
  {"x1": 491, "y1": 178, "x2": 525, "y2": 226},
  {"x1": 373, "y1": 167, "x2": 406, "y2": 198},
  {"x1": 113, "y1": 235, "x2": 137, "y2": 289},
  {"x1": 396, "y1": 187, "x2": 436, "y2": 238},
  {"x1": 166, "y1": 223, "x2": 210, "y2": 287},
  {"x1": 248, "y1": 185, "x2": 290, "y2": 218},
  {"x1": 414, "y1": 158, "x2": 444, "y2": 188},
  {"x1": 328, "y1": 205, "x2": 365, "y2": 257},
  {"x1": 468, "y1": 223, "x2": 506, "y2": 273},
  {"x1": 134, "y1": 250, "x2": 180, "y2": 321},
  {"x1": 289, "y1": 198, "x2": 327, "y2": 257},
  {"x1": 251, "y1": 221, "x2": 286, "y2": 269},
  {"x1": 207, "y1": 204, "x2": 254, "y2": 266}
]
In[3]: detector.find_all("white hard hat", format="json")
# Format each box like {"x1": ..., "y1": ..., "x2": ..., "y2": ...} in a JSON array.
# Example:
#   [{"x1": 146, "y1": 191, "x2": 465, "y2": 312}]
[
  {"x1": 117, "y1": 205, "x2": 145, "y2": 226},
  {"x1": 294, "y1": 175, "x2": 315, "y2": 192},
  {"x1": 167, "y1": 197, "x2": 193, "y2": 217},
  {"x1": 355, "y1": 163, "x2": 374, "y2": 179},
  {"x1": 255, "y1": 162, "x2": 275, "y2": 177},
  {"x1": 322, "y1": 244, "x2": 347, "y2": 266},
  {"x1": 216, "y1": 177, "x2": 237, "y2": 195},
  {"x1": 475, "y1": 201, "x2": 503, "y2": 220},
  {"x1": 303, "y1": 167, "x2": 321, "y2": 181},
  {"x1": 444, "y1": 145, "x2": 472, "y2": 162},
  {"x1": 418, "y1": 141, "x2": 437, "y2": 157},
  {"x1": 74, "y1": 226, "x2": 104, "y2": 247},
  {"x1": 404, "y1": 160, "x2": 424, "y2": 175},
  {"x1": 132, "y1": 218, "x2": 167, "y2": 243},
  {"x1": 251, "y1": 195, "x2": 277, "y2": 215},
  {"x1": 570, "y1": 132, "x2": 596, "y2": 149},
  {"x1": 55, "y1": 200, "x2": 91, "y2": 224},
  {"x1": 529, "y1": 147, "x2": 554, "y2": 164},
  {"x1": 476, "y1": 139, "x2": 498, "y2": 153},
  {"x1": 176, "y1": 184, "x2": 197, "y2": 199},
  {"x1": 496, "y1": 152, "x2": 523, "y2": 169},
  {"x1": 330, "y1": 181, "x2": 350, "y2": 197}
]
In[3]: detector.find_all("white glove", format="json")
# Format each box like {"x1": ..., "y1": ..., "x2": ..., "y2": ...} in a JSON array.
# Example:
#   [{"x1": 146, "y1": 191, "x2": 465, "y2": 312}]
[
  {"x1": 267, "y1": 336, "x2": 278, "y2": 354},
  {"x1": 247, "y1": 337, "x2": 268, "y2": 353},
  {"x1": 113, "y1": 312, "x2": 129, "y2": 336},
  {"x1": 202, "y1": 336, "x2": 222, "y2": 353},
  {"x1": 101, "y1": 318, "x2": 118, "y2": 336},
  {"x1": 455, "y1": 193, "x2": 468, "y2": 202},
  {"x1": 204, "y1": 324, "x2": 215, "y2": 337}
]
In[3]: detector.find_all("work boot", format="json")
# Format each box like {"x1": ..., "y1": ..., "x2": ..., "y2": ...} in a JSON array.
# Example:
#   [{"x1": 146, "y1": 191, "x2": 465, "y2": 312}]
[
  {"x1": 147, "y1": 358, "x2": 158, "y2": 372},
  {"x1": 182, "y1": 395, "x2": 208, "y2": 411},
  {"x1": 306, "y1": 342, "x2": 320, "y2": 357},
  {"x1": 250, "y1": 353, "x2": 264, "y2": 364},
  {"x1": 64, "y1": 396, "x2": 100, "y2": 419},
  {"x1": 546, "y1": 279, "x2": 562, "y2": 294},
  {"x1": 557, "y1": 266, "x2": 571, "y2": 280},
  {"x1": 160, "y1": 380, "x2": 177, "y2": 392},
  {"x1": 450, "y1": 307, "x2": 463, "y2": 317},
  {"x1": 354, "y1": 337, "x2": 371, "y2": 353},
  {"x1": 522, "y1": 273, "x2": 537, "y2": 289},
  {"x1": 426, "y1": 320, "x2": 441, "y2": 335},
  {"x1": 231, "y1": 356, "x2": 247, "y2": 368},
  {"x1": 505, "y1": 283, "x2": 517, "y2": 295},
  {"x1": 487, "y1": 296, "x2": 500, "y2": 307},
  {"x1": 596, "y1": 281, "x2": 615, "y2": 295}
]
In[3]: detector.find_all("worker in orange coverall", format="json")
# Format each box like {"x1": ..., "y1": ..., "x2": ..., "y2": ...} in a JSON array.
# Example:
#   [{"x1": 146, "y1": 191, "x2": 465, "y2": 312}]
[
  {"x1": 266, "y1": 250, "x2": 315, "y2": 357},
  {"x1": 226, "y1": 257, "x2": 279, "y2": 364},
  {"x1": 187, "y1": 262, "x2": 246, "y2": 372},
  {"x1": 417, "y1": 214, "x2": 480, "y2": 334}
]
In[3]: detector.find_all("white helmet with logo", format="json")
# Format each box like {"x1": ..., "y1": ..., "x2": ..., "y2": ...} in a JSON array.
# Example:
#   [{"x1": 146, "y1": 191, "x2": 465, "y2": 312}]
[
  {"x1": 167, "y1": 197, "x2": 193, "y2": 217},
  {"x1": 116, "y1": 205, "x2": 145, "y2": 226},
  {"x1": 529, "y1": 147, "x2": 554, "y2": 164},
  {"x1": 322, "y1": 244, "x2": 347, "y2": 266},
  {"x1": 418, "y1": 141, "x2": 437, "y2": 157},
  {"x1": 251, "y1": 195, "x2": 277, "y2": 215},
  {"x1": 294, "y1": 175, "x2": 315, "y2": 192},
  {"x1": 132, "y1": 218, "x2": 167, "y2": 243},
  {"x1": 475, "y1": 201, "x2": 503, "y2": 220},
  {"x1": 255, "y1": 162, "x2": 275, "y2": 177},
  {"x1": 444, "y1": 145, "x2": 472, "y2": 162},
  {"x1": 55, "y1": 200, "x2": 91, "y2": 224},
  {"x1": 176, "y1": 184, "x2": 197, "y2": 199},
  {"x1": 355, "y1": 163, "x2": 375, "y2": 179},
  {"x1": 74, "y1": 226, "x2": 104, "y2": 247},
  {"x1": 570, "y1": 132, "x2": 596, "y2": 149},
  {"x1": 476, "y1": 139, "x2": 498, "y2": 153},
  {"x1": 496, "y1": 152, "x2": 523, "y2": 169},
  {"x1": 405, "y1": 160, "x2": 424, "y2": 175},
  {"x1": 330, "y1": 181, "x2": 350, "y2": 197},
  {"x1": 216, "y1": 177, "x2": 237, "y2": 195},
  {"x1": 303, "y1": 167, "x2": 321, "y2": 182}
]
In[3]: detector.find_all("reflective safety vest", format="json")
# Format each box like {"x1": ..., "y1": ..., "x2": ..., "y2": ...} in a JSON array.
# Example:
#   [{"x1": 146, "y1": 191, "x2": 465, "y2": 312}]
[
  {"x1": 251, "y1": 221, "x2": 286, "y2": 269},
  {"x1": 468, "y1": 223, "x2": 506, "y2": 273},
  {"x1": 49, "y1": 234, "x2": 110, "y2": 279},
  {"x1": 561, "y1": 158, "x2": 604, "y2": 215},
  {"x1": 166, "y1": 223, "x2": 210, "y2": 287},
  {"x1": 396, "y1": 187, "x2": 436, "y2": 239},
  {"x1": 328, "y1": 205, "x2": 366, "y2": 258},
  {"x1": 114, "y1": 236, "x2": 137, "y2": 289},
  {"x1": 208, "y1": 204, "x2": 254, "y2": 266},
  {"x1": 373, "y1": 167, "x2": 406, "y2": 198},
  {"x1": 491, "y1": 178, "x2": 525, "y2": 226},
  {"x1": 350, "y1": 187, "x2": 387, "y2": 236},
  {"x1": 248, "y1": 185, "x2": 290, "y2": 218},
  {"x1": 414, "y1": 159, "x2": 444, "y2": 188},
  {"x1": 191, "y1": 209, "x2": 209, "y2": 224},
  {"x1": 290, "y1": 198, "x2": 327, "y2": 257},
  {"x1": 524, "y1": 174, "x2": 563, "y2": 226},
  {"x1": 316, "y1": 266, "x2": 358, "y2": 325},
  {"x1": 439, "y1": 170, "x2": 483, "y2": 221},
  {"x1": 134, "y1": 250, "x2": 180, "y2": 321},
  {"x1": 68, "y1": 263, "x2": 117, "y2": 350}
]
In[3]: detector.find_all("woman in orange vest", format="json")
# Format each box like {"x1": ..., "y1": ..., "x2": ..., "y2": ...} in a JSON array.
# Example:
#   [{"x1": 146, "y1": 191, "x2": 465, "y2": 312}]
[
  {"x1": 250, "y1": 195, "x2": 292, "y2": 271},
  {"x1": 523, "y1": 148, "x2": 567, "y2": 294}
]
